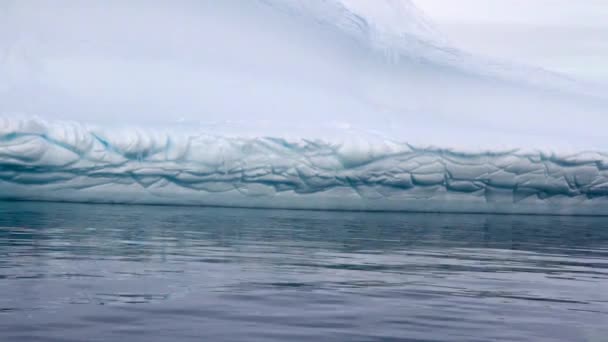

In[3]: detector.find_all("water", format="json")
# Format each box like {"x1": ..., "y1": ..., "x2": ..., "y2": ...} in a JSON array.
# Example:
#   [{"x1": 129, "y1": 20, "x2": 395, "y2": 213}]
[{"x1": 1, "y1": 201, "x2": 607, "y2": 342}]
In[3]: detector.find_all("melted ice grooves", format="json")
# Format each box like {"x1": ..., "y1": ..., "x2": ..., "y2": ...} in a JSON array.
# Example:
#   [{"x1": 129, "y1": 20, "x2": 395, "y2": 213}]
[{"x1": 1, "y1": 119, "x2": 607, "y2": 214}]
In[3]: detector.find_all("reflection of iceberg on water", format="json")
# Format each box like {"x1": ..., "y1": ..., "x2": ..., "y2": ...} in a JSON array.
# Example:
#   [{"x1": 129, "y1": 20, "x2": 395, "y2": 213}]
[{"x1": 1, "y1": 0, "x2": 607, "y2": 215}]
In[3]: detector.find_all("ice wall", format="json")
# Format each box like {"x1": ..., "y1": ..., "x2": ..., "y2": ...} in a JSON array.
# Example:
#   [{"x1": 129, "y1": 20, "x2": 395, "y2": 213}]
[
  {"x1": 1, "y1": 118, "x2": 607, "y2": 215},
  {"x1": 1, "y1": 0, "x2": 607, "y2": 214}
]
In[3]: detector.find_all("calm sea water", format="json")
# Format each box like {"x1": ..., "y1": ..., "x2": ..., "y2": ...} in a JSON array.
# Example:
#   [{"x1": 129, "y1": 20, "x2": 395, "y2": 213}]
[{"x1": 0, "y1": 201, "x2": 607, "y2": 342}]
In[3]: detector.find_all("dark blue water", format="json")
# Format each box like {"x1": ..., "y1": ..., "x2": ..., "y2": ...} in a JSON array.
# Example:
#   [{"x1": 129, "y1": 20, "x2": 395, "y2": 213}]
[{"x1": 1, "y1": 201, "x2": 607, "y2": 341}]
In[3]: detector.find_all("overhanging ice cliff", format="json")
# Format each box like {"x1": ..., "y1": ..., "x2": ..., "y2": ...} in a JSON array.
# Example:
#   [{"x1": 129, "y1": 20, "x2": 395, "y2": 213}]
[{"x1": 1, "y1": 0, "x2": 607, "y2": 214}]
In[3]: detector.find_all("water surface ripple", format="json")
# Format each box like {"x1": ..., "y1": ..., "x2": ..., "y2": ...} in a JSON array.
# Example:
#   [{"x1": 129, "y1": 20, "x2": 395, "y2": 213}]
[{"x1": 1, "y1": 202, "x2": 607, "y2": 341}]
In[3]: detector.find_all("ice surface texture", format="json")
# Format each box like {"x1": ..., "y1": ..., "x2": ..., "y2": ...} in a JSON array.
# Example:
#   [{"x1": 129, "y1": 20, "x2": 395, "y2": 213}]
[
  {"x1": 1, "y1": 118, "x2": 607, "y2": 215},
  {"x1": 1, "y1": 0, "x2": 607, "y2": 214}
]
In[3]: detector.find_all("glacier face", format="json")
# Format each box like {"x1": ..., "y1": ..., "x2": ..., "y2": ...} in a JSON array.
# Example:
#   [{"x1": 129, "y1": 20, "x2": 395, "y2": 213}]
[
  {"x1": 1, "y1": 0, "x2": 607, "y2": 214},
  {"x1": 1, "y1": 118, "x2": 608, "y2": 215}
]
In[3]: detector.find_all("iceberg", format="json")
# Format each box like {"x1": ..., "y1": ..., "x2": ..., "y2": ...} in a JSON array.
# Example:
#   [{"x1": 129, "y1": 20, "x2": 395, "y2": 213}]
[{"x1": 1, "y1": 0, "x2": 607, "y2": 214}]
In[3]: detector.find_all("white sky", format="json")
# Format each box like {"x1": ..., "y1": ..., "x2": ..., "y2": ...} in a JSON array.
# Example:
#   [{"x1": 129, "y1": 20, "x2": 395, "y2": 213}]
[{"x1": 414, "y1": 0, "x2": 608, "y2": 83}]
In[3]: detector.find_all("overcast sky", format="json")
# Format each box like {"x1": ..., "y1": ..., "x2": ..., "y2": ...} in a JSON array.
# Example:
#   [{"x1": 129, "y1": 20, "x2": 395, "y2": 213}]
[{"x1": 414, "y1": 0, "x2": 608, "y2": 83}]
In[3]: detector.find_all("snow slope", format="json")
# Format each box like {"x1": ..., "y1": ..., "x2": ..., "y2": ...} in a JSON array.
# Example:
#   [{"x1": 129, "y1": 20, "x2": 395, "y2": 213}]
[{"x1": 1, "y1": 0, "x2": 607, "y2": 214}]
